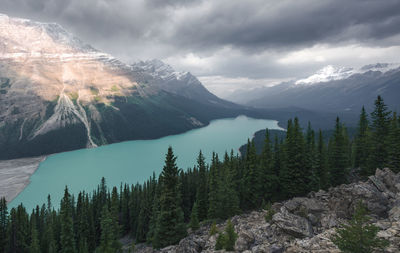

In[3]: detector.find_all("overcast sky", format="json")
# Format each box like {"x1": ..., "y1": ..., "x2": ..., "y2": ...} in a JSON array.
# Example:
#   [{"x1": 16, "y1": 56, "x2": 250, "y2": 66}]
[{"x1": 1, "y1": 0, "x2": 400, "y2": 97}]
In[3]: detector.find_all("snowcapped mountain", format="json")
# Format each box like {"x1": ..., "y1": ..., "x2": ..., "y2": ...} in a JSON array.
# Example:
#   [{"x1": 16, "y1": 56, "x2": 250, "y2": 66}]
[
  {"x1": 228, "y1": 63, "x2": 400, "y2": 113},
  {"x1": 131, "y1": 59, "x2": 236, "y2": 106},
  {"x1": 0, "y1": 13, "x2": 243, "y2": 159},
  {"x1": 295, "y1": 65, "x2": 355, "y2": 85},
  {"x1": 132, "y1": 59, "x2": 177, "y2": 79},
  {"x1": 295, "y1": 63, "x2": 400, "y2": 85},
  {"x1": 0, "y1": 13, "x2": 95, "y2": 53}
]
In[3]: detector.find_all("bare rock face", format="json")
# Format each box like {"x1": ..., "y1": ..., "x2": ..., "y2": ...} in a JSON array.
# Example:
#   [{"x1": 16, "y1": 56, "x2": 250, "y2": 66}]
[
  {"x1": 272, "y1": 207, "x2": 313, "y2": 238},
  {"x1": 132, "y1": 168, "x2": 400, "y2": 253},
  {"x1": 1, "y1": 13, "x2": 240, "y2": 160},
  {"x1": 285, "y1": 229, "x2": 340, "y2": 253}
]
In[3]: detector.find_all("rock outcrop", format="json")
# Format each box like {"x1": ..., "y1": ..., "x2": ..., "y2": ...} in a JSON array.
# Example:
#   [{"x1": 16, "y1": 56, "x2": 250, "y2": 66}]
[{"x1": 133, "y1": 168, "x2": 400, "y2": 252}]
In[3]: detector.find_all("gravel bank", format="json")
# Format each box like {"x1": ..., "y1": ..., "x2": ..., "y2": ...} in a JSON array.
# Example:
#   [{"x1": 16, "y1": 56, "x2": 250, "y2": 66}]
[{"x1": 0, "y1": 156, "x2": 46, "y2": 202}]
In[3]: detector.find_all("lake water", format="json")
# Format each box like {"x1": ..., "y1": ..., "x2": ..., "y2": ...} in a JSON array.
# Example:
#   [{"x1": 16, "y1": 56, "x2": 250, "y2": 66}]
[{"x1": 10, "y1": 116, "x2": 282, "y2": 210}]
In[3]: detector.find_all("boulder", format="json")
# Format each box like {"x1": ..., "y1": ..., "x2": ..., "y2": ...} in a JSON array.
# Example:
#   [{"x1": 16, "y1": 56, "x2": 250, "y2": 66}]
[
  {"x1": 328, "y1": 182, "x2": 389, "y2": 218},
  {"x1": 375, "y1": 168, "x2": 400, "y2": 193},
  {"x1": 284, "y1": 197, "x2": 326, "y2": 215},
  {"x1": 285, "y1": 228, "x2": 340, "y2": 253},
  {"x1": 272, "y1": 207, "x2": 313, "y2": 238},
  {"x1": 235, "y1": 230, "x2": 255, "y2": 252},
  {"x1": 159, "y1": 245, "x2": 176, "y2": 253},
  {"x1": 203, "y1": 235, "x2": 217, "y2": 251},
  {"x1": 389, "y1": 205, "x2": 400, "y2": 222},
  {"x1": 250, "y1": 244, "x2": 269, "y2": 253},
  {"x1": 176, "y1": 234, "x2": 205, "y2": 253},
  {"x1": 268, "y1": 244, "x2": 284, "y2": 253}
]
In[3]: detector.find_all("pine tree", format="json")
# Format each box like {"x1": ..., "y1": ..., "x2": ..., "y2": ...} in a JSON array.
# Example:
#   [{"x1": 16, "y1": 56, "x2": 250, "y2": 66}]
[
  {"x1": 85, "y1": 194, "x2": 96, "y2": 253},
  {"x1": 196, "y1": 151, "x2": 208, "y2": 221},
  {"x1": 98, "y1": 206, "x2": 121, "y2": 253},
  {"x1": 179, "y1": 170, "x2": 191, "y2": 222},
  {"x1": 189, "y1": 202, "x2": 200, "y2": 231},
  {"x1": 8, "y1": 205, "x2": 31, "y2": 252},
  {"x1": 368, "y1": 95, "x2": 391, "y2": 172},
  {"x1": 110, "y1": 187, "x2": 121, "y2": 239},
  {"x1": 218, "y1": 152, "x2": 239, "y2": 219},
  {"x1": 354, "y1": 106, "x2": 370, "y2": 175},
  {"x1": 273, "y1": 135, "x2": 282, "y2": 176},
  {"x1": 0, "y1": 197, "x2": 7, "y2": 253},
  {"x1": 224, "y1": 220, "x2": 238, "y2": 251},
  {"x1": 242, "y1": 140, "x2": 261, "y2": 209},
  {"x1": 45, "y1": 196, "x2": 57, "y2": 253},
  {"x1": 272, "y1": 135, "x2": 285, "y2": 200},
  {"x1": 146, "y1": 178, "x2": 161, "y2": 243},
  {"x1": 215, "y1": 232, "x2": 226, "y2": 250},
  {"x1": 316, "y1": 130, "x2": 329, "y2": 190},
  {"x1": 208, "y1": 152, "x2": 220, "y2": 219},
  {"x1": 214, "y1": 220, "x2": 237, "y2": 251},
  {"x1": 136, "y1": 179, "x2": 154, "y2": 242},
  {"x1": 29, "y1": 220, "x2": 40, "y2": 253},
  {"x1": 280, "y1": 118, "x2": 306, "y2": 198},
  {"x1": 305, "y1": 123, "x2": 319, "y2": 192},
  {"x1": 209, "y1": 221, "x2": 218, "y2": 236},
  {"x1": 332, "y1": 202, "x2": 389, "y2": 253},
  {"x1": 329, "y1": 117, "x2": 349, "y2": 186},
  {"x1": 387, "y1": 112, "x2": 400, "y2": 172},
  {"x1": 120, "y1": 184, "x2": 131, "y2": 234},
  {"x1": 260, "y1": 129, "x2": 279, "y2": 202},
  {"x1": 60, "y1": 187, "x2": 76, "y2": 253},
  {"x1": 153, "y1": 147, "x2": 187, "y2": 248}
]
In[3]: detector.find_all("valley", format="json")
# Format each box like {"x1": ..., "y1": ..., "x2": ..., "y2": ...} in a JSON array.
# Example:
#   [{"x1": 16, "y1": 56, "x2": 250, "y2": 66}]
[
  {"x1": 0, "y1": 14, "x2": 252, "y2": 160},
  {"x1": 0, "y1": 6, "x2": 399, "y2": 253},
  {"x1": 9, "y1": 116, "x2": 282, "y2": 210}
]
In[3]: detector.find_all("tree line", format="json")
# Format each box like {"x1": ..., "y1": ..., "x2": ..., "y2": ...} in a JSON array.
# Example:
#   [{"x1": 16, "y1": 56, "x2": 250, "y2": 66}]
[{"x1": 0, "y1": 95, "x2": 399, "y2": 252}]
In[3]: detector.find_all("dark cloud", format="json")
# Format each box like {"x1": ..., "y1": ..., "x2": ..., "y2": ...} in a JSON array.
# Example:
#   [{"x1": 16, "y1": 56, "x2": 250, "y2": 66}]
[
  {"x1": 1, "y1": 0, "x2": 400, "y2": 94},
  {"x1": 146, "y1": 0, "x2": 203, "y2": 8},
  {"x1": 164, "y1": 0, "x2": 400, "y2": 52},
  {"x1": 2, "y1": 0, "x2": 400, "y2": 53}
]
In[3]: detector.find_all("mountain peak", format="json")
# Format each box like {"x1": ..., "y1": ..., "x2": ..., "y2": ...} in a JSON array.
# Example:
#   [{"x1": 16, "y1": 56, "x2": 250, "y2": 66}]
[
  {"x1": 0, "y1": 13, "x2": 96, "y2": 54},
  {"x1": 295, "y1": 65, "x2": 354, "y2": 85},
  {"x1": 295, "y1": 62, "x2": 400, "y2": 86},
  {"x1": 133, "y1": 59, "x2": 175, "y2": 76},
  {"x1": 132, "y1": 59, "x2": 192, "y2": 81}
]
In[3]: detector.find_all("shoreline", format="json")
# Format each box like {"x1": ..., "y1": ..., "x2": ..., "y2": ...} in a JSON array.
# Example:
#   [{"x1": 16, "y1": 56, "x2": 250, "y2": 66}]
[
  {"x1": 0, "y1": 156, "x2": 46, "y2": 203},
  {"x1": 0, "y1": 116, "x2": 280, "y2": 205}
]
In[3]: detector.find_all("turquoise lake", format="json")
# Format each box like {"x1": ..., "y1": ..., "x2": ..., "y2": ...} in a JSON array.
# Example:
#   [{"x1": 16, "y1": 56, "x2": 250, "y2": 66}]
[{"x1": 11, "y1": 116, "x2": 282, "y2": 210}]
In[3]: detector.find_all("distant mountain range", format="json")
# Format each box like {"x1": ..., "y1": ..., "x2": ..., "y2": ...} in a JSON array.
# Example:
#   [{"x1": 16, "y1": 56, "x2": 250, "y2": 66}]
[
  {"x1": 228, "y1": 63, "x2": 400, "y2": 113},
  {"x1": 0, "y1": 14, "x2": 252, "y2": 159}
]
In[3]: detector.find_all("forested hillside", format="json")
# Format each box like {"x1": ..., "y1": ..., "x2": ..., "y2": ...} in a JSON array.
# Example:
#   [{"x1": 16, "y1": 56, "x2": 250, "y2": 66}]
[{"x1": 0, "y1": 96, "x2": 399, "y2": 252}]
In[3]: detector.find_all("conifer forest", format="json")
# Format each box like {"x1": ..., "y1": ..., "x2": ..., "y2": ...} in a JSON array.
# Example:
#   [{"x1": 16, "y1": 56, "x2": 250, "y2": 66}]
[{"x1": 0, "y1": 95, "x2": 399, "y2": 253}]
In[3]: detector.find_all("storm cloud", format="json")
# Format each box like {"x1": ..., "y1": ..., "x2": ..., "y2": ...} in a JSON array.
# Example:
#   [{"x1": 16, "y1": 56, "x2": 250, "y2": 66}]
[{"x1": 1, "y1": 0, "x2": 400, "y2": 97}]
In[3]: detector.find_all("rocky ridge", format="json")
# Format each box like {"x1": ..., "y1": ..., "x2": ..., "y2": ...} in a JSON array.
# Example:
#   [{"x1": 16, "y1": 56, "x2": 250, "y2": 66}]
[
  {"x1": 131, "y1": 59, "x2": 234, "y2": 106},
  {"x1": 133, "y1": 168, "x2": 400, "y2": 252}
]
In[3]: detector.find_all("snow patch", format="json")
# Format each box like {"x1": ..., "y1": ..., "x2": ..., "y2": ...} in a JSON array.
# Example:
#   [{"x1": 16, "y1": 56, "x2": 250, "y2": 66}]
[
  {"x1": 132, "y1": 59, "x2": 190, "y2": 82},
  {"x1": 295, "y1": 65, "x2": 354, "y2": 85},
  {"x1": 295, "y1": 63, "x2": 400, "y2": 85}
]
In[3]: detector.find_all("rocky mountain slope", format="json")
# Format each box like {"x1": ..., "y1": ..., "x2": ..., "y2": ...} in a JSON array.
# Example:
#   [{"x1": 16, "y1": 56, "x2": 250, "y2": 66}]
[
  {"x1": 228, "y1": 64, "x2": 400, "y2": 113},
  {"x1": 131, "y1": 59, "x2": 238, "y2": 108},
  {"x1": 134, "y1": 168, "x2": 400, "y2": 252},
  {"x1": 0, "y1": 13, "x2": 247, "y2": 159}
]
